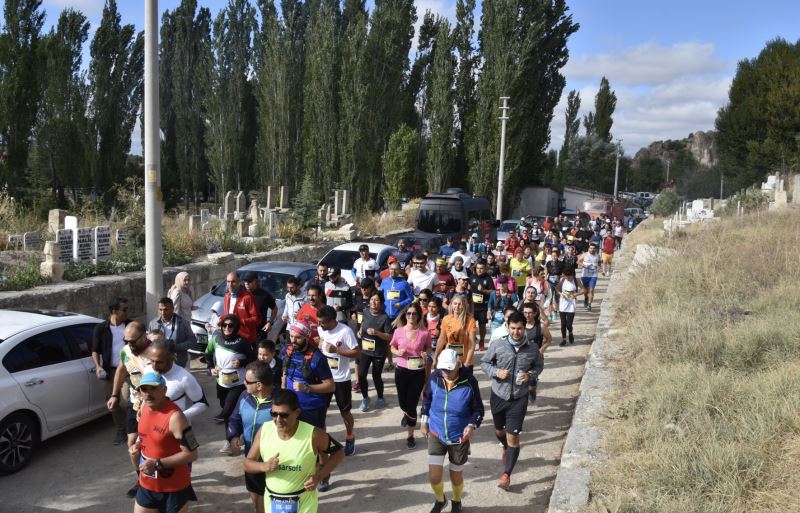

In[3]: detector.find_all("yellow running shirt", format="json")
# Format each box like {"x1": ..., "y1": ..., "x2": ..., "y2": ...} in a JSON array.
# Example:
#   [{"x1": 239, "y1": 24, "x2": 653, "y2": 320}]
[{"x1": 260, "y1": 421, "x2": 318, "y2": 513}]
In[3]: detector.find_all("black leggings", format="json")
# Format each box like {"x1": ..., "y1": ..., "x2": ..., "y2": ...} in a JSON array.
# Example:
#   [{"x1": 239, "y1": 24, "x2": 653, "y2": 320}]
[
  {"x1": 559, "y1": 312, "x2": 575, "y2": 342},
  {"x1": 216, "y1": 383, "x2": 245, "y2": 429},
  {"x1": 394, "y1": 366, "x2": 425, "y2": 427},
  {"x1": 358, "y1": 354, "x2": 386, "y2": 399}
]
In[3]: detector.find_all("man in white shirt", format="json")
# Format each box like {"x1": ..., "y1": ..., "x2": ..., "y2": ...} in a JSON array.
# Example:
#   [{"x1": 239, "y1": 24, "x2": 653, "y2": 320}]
[
  {"x1": 448, "y1": 242, "x2": 477, "y2": 270},
  {"x1": 281, "y1": 276, "x2": 305, "y2": 325},
  {"x1": 144, "y1": 338, "x2": 208, "y2": 422},
  {"x1": 352, "y1": 244, "x2": 379, "y2": 282},
  {"x1": 317, "y1": 305, "x2": 360, "y2": 457},
  {"x1": 408, "y1": 253, "x2": 440, "y2": 296}
]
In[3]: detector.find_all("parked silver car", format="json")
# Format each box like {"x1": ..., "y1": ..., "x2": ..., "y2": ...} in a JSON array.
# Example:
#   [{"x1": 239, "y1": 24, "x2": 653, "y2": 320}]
[
  {"x1": 0, "y1": 309, "x2": 105, "y2": 473},
  {"x1": 191, "y1": 261, "x2": 317, "y2": 349}
]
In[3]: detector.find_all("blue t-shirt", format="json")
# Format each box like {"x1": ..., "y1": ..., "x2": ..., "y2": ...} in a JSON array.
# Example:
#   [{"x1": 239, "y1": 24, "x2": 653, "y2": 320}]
[{"x1": 281, "y1": 346, "x2": 332, "y2": 410}]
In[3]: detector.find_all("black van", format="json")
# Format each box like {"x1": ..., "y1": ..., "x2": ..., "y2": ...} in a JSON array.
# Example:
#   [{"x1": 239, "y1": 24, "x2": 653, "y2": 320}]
[{"x1": 416, "y1": 188, "x2": 497, "y2": 241}]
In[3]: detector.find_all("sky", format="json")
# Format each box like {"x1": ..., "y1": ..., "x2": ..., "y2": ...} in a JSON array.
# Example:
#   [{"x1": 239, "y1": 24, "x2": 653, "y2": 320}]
[{"x1": 41, "y1": 0, "x2": 800, "y2": 157}]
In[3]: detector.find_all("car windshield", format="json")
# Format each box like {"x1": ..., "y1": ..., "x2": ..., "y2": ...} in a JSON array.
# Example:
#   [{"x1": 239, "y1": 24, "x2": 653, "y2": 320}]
[
  {"x1": 499, "y1": 222, "x2": 517, "y2": 231},
  {"x1": 417, "y1": 209, "x2": 462, "y2": 234},
  {"x1": 211, "y1": 271, "x2": 295, "y2": 298},
  {"x1": 320, "y1": 250, "x2": 377, "y2": 272}
]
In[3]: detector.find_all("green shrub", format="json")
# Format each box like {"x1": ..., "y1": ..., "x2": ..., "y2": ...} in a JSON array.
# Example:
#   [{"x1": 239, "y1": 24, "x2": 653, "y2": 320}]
[
  {"x1": 650, "y1": 189, "x2": 681, "y2": 216},
  {"x1": 0, "y1": 257, "x2": 47, "y2": 291}
]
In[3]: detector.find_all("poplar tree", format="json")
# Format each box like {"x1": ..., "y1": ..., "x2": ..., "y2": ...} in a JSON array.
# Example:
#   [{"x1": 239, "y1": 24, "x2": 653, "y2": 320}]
[
  {"x1": 88, "y1": 0, "x2": 144, "y2": 199},
  {"x1": 453, "y1": 0, "x2": 476, "y2": 183},
  {"x1": 559, "y1": 90, "x2": 580, "y2": 165},
  {"x1": 593, "y1": 76, "x2": 616, "y2": 143},
  {"x1": 425, "y1": 18, "x2": 456, "y2": 193},
  {"x1": 338, "y1": 0, "x2": 368, "y2": 194},
  {"x1": 0, "y1": 0, "x2": 45, "y2": 190}
]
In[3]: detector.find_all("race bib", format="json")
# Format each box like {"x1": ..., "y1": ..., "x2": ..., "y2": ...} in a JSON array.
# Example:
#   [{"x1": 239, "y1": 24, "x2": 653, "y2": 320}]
[
  {"x1": 407, "y1": 356, "x2": 424, "y2": 370},
  {"x1": 220, "y1": 371, "x2": 240, "y2": 385},
  {"x1": 129, "y1": 370, "x2": 142, "y2": 387},
  {"x1": 512, "y1": 270, "x2": 521, "y2": 277},
  {"x1": 357, "y1": 313, "x2": 363, "y2": 324},
  {"x1": 327, "y1": 357, "x2": 340, "y2": 370},
  {"x1": 362, "y1": 337, "x2": 376, "y2": 352},
  {"x1": 449, "y1": 344, "x2": 464, "y2": 356},
  {"x1": 271, "y1": 496, "x2": 299, "y2": 513},
  {"x1": 472, "y1": 293, "x2": 484, "y2": 304},
  {"x1": 387, "y1": 290, "x2": 400, "y2": 300}
]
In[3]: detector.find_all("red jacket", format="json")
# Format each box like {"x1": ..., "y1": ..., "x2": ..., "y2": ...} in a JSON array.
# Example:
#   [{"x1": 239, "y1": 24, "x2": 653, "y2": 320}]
[{"x1": 222, "y1": 288, "x2": 261, "y2": 342}]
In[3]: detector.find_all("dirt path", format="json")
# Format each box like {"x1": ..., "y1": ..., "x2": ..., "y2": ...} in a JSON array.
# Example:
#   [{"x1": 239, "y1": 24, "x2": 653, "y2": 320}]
[{"x1": 0, "y1": 277, "x2": 608, "y2": 513}]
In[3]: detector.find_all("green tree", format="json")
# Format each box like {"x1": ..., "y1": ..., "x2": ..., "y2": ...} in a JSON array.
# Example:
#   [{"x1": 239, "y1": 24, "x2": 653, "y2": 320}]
[
  {"x1": 159, "y1": 10, "x2": 179, "y2": 197},
  {"x1": 88, "y1": 0, "x2": 144, "y2": 201},
  {"x1": 0, "y1": 0, "x2": 45, "y2": 192},
  {"x1": 469, "y1": 0, "x2": 578, "y2": 215},
  {"x1": 452, "y1": 0, "x2": 476, "y2": 184},
  {"x1": 337, "y1": 0, "x2": 368, "y2": 195},
  {"x1": 593, "y1": 76, "x2": 616, "y2": 143},
  {"x1": 716, "y1": 38, "x2": 800, "y2": 190},
  {"x1": 650, "y1": 189, "x2": 680, "y2": 216},
  {"x1": 205, "y1": 0, "x2": 257, "y2": 197},
  {"x1": 561, "y1": 134, "x2": 617, "y2": 192},
  {"x1": 28, "y1": 8, "x2": 91, "y2": 204},
  {"x1": 383, "y1": 123, "x2": 416, "y2": 209},
  {"x1": 302, "y1": 0, "x2": 340, "y2": 194},
  {"x1": 557, "y1": 89, "x2": 580, "y2": 187},
  {"x1": 165, "y1": 0, "x2": 212, "y2": 206},
  {"x1": 425, "y1": 17, "x2": 456, "y2": 193}
]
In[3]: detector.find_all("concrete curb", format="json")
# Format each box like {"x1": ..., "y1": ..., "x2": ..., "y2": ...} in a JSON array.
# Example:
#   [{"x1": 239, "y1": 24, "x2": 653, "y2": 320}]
[{"x1": 547, "y1": 236, "x2": 636, "y2": 513}]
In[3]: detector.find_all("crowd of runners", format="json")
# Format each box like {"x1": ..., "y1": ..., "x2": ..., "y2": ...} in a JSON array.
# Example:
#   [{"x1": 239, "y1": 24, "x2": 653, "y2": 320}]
[{"x1": 94, "y1": 213, "x2": 626, "y2": 513}]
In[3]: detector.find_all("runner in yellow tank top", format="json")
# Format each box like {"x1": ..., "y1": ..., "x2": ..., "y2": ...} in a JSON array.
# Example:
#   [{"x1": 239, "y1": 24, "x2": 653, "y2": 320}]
[{"x1": 244, "y1": 389, "x2": 345, "y2": 513}]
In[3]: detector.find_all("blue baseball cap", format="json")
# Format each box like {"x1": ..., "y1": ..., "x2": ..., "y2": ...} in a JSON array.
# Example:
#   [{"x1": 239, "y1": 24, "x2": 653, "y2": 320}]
[{"x1": 138, "y1": 372, "x2": 166, "y2": 388}]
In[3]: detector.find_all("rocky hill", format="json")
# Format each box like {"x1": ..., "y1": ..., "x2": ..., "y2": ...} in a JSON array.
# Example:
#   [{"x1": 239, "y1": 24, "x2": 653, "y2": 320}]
[{"x1": 634, "y1": 130, "x2": 717, "y2": 168}]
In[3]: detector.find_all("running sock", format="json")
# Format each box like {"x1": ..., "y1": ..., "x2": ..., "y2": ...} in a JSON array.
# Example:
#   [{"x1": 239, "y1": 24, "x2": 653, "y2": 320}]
[
  {"x1": 346, "y1": 434, "x2": 354, "y2": 441},
  {"x1": 452, "y1": 482, "x2": 463, "y2": 501},
  {"x1": 496, "y1": 432, "x2": 508, "y2": 448},
  {"x1": 504, "y1": 446, "x2": 521, "y2": 474},
  {"x1": 431, "y1": 480, "x2": 445, "y2": 501}
]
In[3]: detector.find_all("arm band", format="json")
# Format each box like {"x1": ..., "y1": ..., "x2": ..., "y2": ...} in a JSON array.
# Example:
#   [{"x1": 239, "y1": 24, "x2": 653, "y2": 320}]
[
  {"x1": 181, "y1": 427, "x2": 200, "y2": 451},
  {"x1": 324, "y1": 434, "x2": 343, "y2": 455}
]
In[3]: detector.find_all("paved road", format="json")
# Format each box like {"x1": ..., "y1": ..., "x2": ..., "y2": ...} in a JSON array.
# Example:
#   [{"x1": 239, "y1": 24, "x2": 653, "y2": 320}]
[{"x1": 0, "y1": 277, "x2": 608, "y2": 513}]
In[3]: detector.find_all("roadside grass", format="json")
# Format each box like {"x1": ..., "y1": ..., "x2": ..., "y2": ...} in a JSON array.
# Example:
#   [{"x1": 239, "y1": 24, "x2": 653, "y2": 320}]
[
  {"x1": 589, "y1": 210, "x2": 800, "y2": 513},
  {"x1": 355, "y1": 204, "x2": 417, "y2": 235}
]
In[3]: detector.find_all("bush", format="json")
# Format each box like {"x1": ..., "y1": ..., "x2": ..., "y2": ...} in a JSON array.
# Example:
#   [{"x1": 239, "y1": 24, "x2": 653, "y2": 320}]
[
  {"x1": 649, "y1": 189, "x2": 680, "y2": 216},
  {"x1": 722, "y1": 186, "x2": 769, "y2": 216},
  {"x1": 0, "y1": 257, "x2": 47, "y2": 291}
]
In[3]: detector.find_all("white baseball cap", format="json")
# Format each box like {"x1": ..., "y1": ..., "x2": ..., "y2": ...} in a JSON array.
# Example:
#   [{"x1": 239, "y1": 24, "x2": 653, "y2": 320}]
[{"x1": 437, "y1": 349, "x2": 460, "y2": 371}]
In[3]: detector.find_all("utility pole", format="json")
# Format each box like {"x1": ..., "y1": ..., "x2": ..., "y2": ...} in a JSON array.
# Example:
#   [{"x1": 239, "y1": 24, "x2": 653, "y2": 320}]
[
  {"x1": 720, "y1": 170, "x2": 724, "y2": 200},
  {"x1": 613, "y1": 139, "x2": 622, "y2": 199},
  {"x1": 496, "y1": 96, "x2": 510, "y2": 221},
  {"x1": 666, "y1": 158, "x2": 671, "y2": 184},
  {"x1": 144, "y1": 0, "x2": 163, "y2": 320}
]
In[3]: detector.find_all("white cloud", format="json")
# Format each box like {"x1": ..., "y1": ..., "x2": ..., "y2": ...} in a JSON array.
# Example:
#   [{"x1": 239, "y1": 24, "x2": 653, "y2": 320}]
[
  {"x1": 551, "y1": 42, "x2": 733, "y2": 156},
  {"x1": 564, "y1": 41, "x2": 727, "y2": 86},
  {"x1": 43, "y1": 0, "x2": 105, "y2": 19}
]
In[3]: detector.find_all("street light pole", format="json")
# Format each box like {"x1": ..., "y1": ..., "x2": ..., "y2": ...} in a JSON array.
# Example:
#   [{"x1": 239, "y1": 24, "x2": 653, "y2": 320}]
[
  {"x1": 613, "y1": 139, "x2": 621, "y2": 199},
  {"x1": 144, "y1": 0, "x2": 163, "y2": 320},
  {"x1": 496, "y1": 96, "x2": 510, "y2": 221}
]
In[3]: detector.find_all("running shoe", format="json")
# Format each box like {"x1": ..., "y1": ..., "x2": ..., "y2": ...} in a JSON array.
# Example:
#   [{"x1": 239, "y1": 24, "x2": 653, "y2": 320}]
[
  {"x1": 587, "y1": 304, "x2": 592, "y2": 311},
  {"x1": 569, "y1": 334, "x2": 575, "y2": 344},
  {"x1": 126, "y1": 482, "x2": 139, "y2": 499},
  {"x1": 219, "y1": 440, "x2": 231, "y2": 454},
  {"x1": 352, "y1": 381, "x2": 361, "y2": 393},
  {"x1": 559, "y1": 339, "x2": 567, "y2": 347},
  {"x1": 401, "y1": 415, "x2": 408, "y2": 428},
  {"x1": 113, "y1": 430, "x2": 126, "y2": 446},
  {"x1": 498, "y1": 472, "x2": 511, "y2": 490},
  {"x1": 376, "y1": 397, "x2": 386, "y2": 409},
  {"x1": 359, "y1": 397, "x2": 370, "y2": 412},
  {"x1": 451, "y1": 500, "x2": 463, "y2": 513},
  {"x1": 345, "y1": 437, "x2": 356, "y2": 456},
  {"x1": 317, "y1": 478, "x2": 331, "y2": 492},
  {"x1": 407, "y1": 436, "x2": 416, "y2": 449},
  {"x1": 428, "y1": 499, "x2": 448, "y2": 513}
]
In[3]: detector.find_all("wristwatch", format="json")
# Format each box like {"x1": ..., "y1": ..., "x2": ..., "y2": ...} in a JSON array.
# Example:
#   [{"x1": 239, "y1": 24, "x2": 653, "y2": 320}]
[{"x1": 154, "y1": 459, "x2": 164, "y2": 471}]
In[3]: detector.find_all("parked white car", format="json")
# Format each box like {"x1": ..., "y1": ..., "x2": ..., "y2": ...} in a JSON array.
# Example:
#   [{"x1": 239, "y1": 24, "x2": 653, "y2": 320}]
[
  {"x1": 0, "y1": 309, "x2": 105, "y2": 473},
  {"x1": 318, "y1": 242, "x2": 395, "y2": 286}
]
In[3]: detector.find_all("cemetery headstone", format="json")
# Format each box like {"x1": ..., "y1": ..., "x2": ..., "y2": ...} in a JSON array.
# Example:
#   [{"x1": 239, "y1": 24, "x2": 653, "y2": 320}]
[
  {"x1": 74, "y1": 227, "x2": 94, "y2": 263},
  {"x1": 7, "y1": 234, "x2": 23, "y2": 250},
  {"x1": 279, "y1": 186, "x2": 288, "y2": 209},
  {"x1": 57, "y1": 229, "x2": 74, "y2": 262},
  {"x1": 224, "y1": 191, "x2": 234, "y2": 217},
  {"x1": 23, "y1": 232, "x2": 41, "y2": 251},
  {"x1": 236, "y1": 191, "x2": 246, "y2": 216},
  {"x1": 189, "y1": 215, "x2": 201, "y2": 232},
  {"x1": 268, "y1": 211, "x2": 278, "y2": 238},
  {"x1": 266, "y1": 186, "x2": 276, "y2": 209},
  {"x1": 48, "y1": 209, "x2": 69, "y2": 235},
  {"x1": 115, "y1": 229, "x2": 128, "y2": 249},
  {"x1": 94, "y1": 226, "x2": 112, "y2": 262}
]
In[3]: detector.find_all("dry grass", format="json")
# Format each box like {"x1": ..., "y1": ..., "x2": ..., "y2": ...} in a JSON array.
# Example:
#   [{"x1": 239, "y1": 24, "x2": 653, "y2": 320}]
[
  {"x1": 355, "y1": 204, "x2": 417, "y2": 236},
  {"x1": 589, "y1": 209, "x2": 800, "y2": 513}
]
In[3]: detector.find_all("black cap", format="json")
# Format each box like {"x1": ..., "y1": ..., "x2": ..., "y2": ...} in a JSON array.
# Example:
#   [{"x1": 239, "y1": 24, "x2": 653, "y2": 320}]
[
  {"x1": 329, "y1": 267, "x2": 341, "y2": 276},
  {"x1": 360, "y1": 277, "x2": 375, "y2": 289},
  {"x1": 242, "y1": 271, "x2": 258, "y2": 282},
  {"x1": 359, "y1": 244, "x2": 369, "y2": 252}
]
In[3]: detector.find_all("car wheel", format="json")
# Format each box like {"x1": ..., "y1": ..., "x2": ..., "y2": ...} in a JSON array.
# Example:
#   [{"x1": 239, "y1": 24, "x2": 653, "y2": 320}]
[{"x1": 0, "y1": 412, "x2": 39, "y2": 474}]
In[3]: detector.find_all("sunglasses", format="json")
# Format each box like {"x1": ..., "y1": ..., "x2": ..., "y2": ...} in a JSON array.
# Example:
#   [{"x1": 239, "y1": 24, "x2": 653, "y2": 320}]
[
  {"x1": 406, "y1": 311, "x2": 420, "y2": 317},
  {"x1": 123, "y1": 337, "x2": 141, "y2": 344},
  {"x1": 270, "y1": 410, "x2": 292, "y2": 419},
  {"x1": 222, "y1": 323, "x2": 235, "y2": 329},
  {"x1": 245, "y1": 379, "x2": 259, "y2": 385}
]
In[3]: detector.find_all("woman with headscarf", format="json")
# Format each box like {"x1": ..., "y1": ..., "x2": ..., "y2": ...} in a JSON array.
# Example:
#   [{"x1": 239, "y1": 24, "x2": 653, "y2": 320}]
[
  {"x1": 168, "y1": 271, "x2": 196, "y2": 322},
  {"x1": 205, "y1": 313, "x2": 256, "y2": 453}
]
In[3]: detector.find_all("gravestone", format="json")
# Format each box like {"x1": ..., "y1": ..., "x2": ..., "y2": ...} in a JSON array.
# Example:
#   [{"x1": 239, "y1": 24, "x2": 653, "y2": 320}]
[
  {"x1": 793, "y1": 175, "x2": 800, "y2": 204},
  {"x1": 224, "y1": 191, "x2": 234, "y2": 217},
  {"x1": 189, "y1": 215, "x2": 201, "y2": 232},
  {"x1": 115, "y1": 229, "x2": 128, "y2": 249},
  {"x1": 266, "y1": 186, "x2": 276, "y2": 209},
  {"x1": 23, "y1": 232, "x2": 41, "y2": 251},
  {"x1": 236, "y1": 219, "x2": 246, "y2": 238},
  {"x1": 93, "y1": 226, "x2": 112, "y2": 261},
  {"x1": 56, "y1": 229, "x2": 74, "y2": 262},
  {"x1": 249, "y1": 200, "x2": 260, "y2": 221},
  {"x1": 248, "y1": 224, "x2": 259, "y2": 237},
  {"x1": 268, "y1": 211, "x2": 278, "y2": 238},
  {"x1": 341, "y1": 190, "x2": 349, "y2": 216},
  {"x1": 691, "y1": 199, "x2": 705, "y2": 215},
  {"x1": 279, "y1": 186, "x2": 288, "y2": 209},
  {"x1": 40, "y1": 241, "x2": 64, "y2": 283},
  {"x1": 74, "y1": 227, "x2": 94, "y2": 263},
  {"x1": 236, "y1": 191, "x2": 246, "y2": 216},
  {"x1": 200, "y1": 209, "x2": 210, "y2": 224},
  {"x1": 7, "y1": 234, "x2": 23, "y2": 250},
  {"x1": 48, "y1": 209, "x2": 69, "y2": 235},
  {"x1": 218, "y1": 206, "x2": 224, "y2": 219},
  {"x1": 334, "y1": 190, "x2": 343, "y2": 217},
  {"x1": 64, "y1": 215, "x2": 78, "y2": 231}
]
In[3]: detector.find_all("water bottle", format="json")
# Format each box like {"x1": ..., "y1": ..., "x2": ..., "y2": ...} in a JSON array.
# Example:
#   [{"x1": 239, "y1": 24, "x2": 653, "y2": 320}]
[{"x1": 99, "y1": 369, "x2": 108, "y2": 379}]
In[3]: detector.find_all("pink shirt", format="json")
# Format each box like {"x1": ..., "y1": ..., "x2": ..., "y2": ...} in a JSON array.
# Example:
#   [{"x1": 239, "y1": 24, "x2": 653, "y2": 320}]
[{"x1": 390, "y1": 327, "x2": 432, "y2": 371}]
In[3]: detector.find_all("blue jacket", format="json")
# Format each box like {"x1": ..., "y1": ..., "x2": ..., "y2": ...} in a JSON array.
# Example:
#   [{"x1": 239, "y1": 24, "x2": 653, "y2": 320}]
[
  {"x1": 421, "y1": 367, "x2": 484, "y2": 445},
  {"x1": 227, "y1": 392, "x2": 272, "y2": 455},
  {"x1": 380, "y1": 276, "x2": 413, "y2": 320}
]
